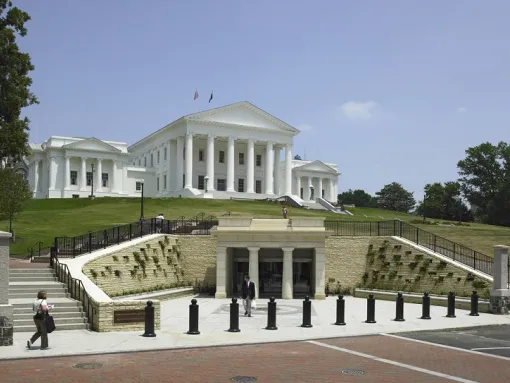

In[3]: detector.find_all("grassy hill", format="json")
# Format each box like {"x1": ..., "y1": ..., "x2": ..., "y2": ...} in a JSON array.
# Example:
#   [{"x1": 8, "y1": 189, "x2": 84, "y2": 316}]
[{"x1": 1, "y1": 197, "x2": 509, "y2": 256}]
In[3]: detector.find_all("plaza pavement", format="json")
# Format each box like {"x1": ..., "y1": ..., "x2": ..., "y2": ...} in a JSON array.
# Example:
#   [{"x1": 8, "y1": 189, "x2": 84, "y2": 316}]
[{"x1": 2, "y1": 295, "x2": 510, "y2": 360}]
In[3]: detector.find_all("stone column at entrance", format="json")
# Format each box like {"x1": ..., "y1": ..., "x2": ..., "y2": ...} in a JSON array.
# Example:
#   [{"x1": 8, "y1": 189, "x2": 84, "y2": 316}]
[
  {"x1": 206, "y1": 135, "x2": 215, "y2": 191},
  {"x1": 284, "y1": 144, "x2": 292, "y2": 195},
  {"x1": 314, "y1": 248, "x2": 326, "y2": 300},
  {"x1": 282, "y1": 247, "x2": 293, "y2": 299},
  {"x1": 176, "y1": 137, "x2": 184, "y2": 189},
  {"x1": 96, "y1": 159, "x2": 102, "y2": 192},
  {"x1": 227, "y1": 136, "x2": 235, "y2": 192},
  {"x1": 80, "y1": 157, "x2": 87, "y2": 190},
  {"x1": 0, "y1": 231, "x2": 13, "y2": 346},
  {"x1": 215, "y1": 246, "x2": 228, "y2": 299},
  {"x1": 295, "y1": 175, "x2": 301, "y2": 198},
  {"x1": 318, "y1": 177, "x2": 323, "y2": 199},
  {"x1": 184, "y1": 133, "x2": 193, "y2": 188},
  {"x1": 248, "y1": 247, "x2": 260, "y2": 298},
  {"x1": 246, "y1": 139, "x2": 255, "y2": 193},
  {"x1": 489, "y1": 245, "x2": 510, "y2": 314}
]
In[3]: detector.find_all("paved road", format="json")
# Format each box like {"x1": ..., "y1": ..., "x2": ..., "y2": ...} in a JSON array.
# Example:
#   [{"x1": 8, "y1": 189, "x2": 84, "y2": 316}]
[
  {"x1": 2, "y1": 334, "x2": 509, "y2": 383},
  {"x1": 397, "y1": 324, "x2": 510, "y2": 358}
]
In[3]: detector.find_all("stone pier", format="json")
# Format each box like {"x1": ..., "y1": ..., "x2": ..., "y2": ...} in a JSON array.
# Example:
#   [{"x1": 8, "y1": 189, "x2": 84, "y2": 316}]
[
  {"x1": 0, "y1": 231, "x2": 13, "y2": 346},
  {"x1": 489, "y1": 245, "x2": 510, "y2": 314}
]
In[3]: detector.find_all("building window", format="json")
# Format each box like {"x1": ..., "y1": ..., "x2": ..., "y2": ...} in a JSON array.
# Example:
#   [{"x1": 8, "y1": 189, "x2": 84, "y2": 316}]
[
  {"x1": 102, "y1": 173, "x2": 108, "y2": 187},
  {"x1": 136, "y1": 182, "x2": 142, "y2": 191},
  {"x1": 256, "y1": 154, "x2": 262, "y2": 167},
  {"x1": 255, "y1": 180, "x2": 262, "y2": 194},
  {"x1": 322, "y1": 189, "x2": 325, "y2": 198},
  {"x1": 163, "y1": 175, "x2": 167, "y2": 189},
  {"x1": 144, "y1": 157, "x2": 147, "y2": 166},
  {"x1": 198, "y1": 175, "x2": 205, "y2": 190},
  {"x1": 239, "y1": 153, "x2": 245, "y2": 165},
  {"x1": 219, "y1": 151, "x2": 225, "y2": 163},
  {"x1": 183, "y1": 147, "x2": 185, "y2": 159},
  {"x1": 198, "y1": 149, "x2": 204, "y2": 162},
  {"x1": 217, "y1": 179, "x2": 226, "y2": 191},
  {"x1": 157, "y1": 151, "x2": 160, "y2": 164},
  {"x1": 138, "y1": 159, "x2": 141, "y2": 166},
  {"x1": 70, "y1": 170, "x2": 77, "y2": 186},
  {"x1": 151, "y1": 153, "x2": 154, "y2": 167},
  {"x1": 86, "y1": 172, "x2": 93, "y2": 186},
  {"x1": 164, "y1": 148, "x2": 167, "y2": 161},
  {"x1": 156, "y1": 177, "x2": 159, "y2": 191},
  {"x1": 72, "y1": 194, "x2": 79, "y2": 199},
  {"x1": 182, "y1": 174, "x2": 185, "y2": 188},
  {"x1": 238, "y1": 178, "x2": 245, "y2": 192}
]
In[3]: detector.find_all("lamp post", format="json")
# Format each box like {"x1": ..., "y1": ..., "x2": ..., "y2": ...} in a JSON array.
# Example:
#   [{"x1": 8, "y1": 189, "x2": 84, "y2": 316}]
[
  {"x1": 204, "y1": 176, "x2": 209, "y2": 193},
  {"x1": 90, "y1": 163, "x2": 95, "y2": 199},
  {"x1": 422, "y1": 193, "x2": 427, "y2": 223},
  {"x1": 140, "y1": 182, "x2": 145, "y2": 221}
]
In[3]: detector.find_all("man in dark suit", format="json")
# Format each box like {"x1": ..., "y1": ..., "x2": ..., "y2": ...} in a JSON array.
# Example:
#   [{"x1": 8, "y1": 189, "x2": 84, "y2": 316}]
[{"x1": 241, "y1": 275, "x2": 256, "y2": 317}]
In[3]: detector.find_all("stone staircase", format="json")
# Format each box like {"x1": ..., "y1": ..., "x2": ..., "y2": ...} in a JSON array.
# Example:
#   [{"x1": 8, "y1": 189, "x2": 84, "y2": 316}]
[{"x1": 9, "y1": 268, "x2": 89, "y2": 332}]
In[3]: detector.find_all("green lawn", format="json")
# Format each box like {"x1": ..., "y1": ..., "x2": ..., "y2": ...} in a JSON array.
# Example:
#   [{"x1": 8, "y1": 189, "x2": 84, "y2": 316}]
[{"x1": 1, "y1": 197, "x2": 509, "y2": 256}]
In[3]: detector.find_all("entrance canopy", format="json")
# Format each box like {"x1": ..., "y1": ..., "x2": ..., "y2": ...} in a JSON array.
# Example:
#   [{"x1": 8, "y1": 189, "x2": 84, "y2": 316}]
[{"x1": 212, "y1": 217, "x2": 329, "y2": 300}]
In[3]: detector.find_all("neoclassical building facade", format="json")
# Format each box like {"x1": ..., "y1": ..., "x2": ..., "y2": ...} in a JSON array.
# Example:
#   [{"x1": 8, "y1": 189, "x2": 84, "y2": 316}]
[{"x1": 26, "y1": 102, "x2": 339, "y2": 204}]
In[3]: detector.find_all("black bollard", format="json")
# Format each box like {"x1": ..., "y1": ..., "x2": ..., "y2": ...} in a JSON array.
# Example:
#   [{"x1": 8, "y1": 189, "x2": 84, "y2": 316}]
[
  {"x1": 446, "y1": 291, "x2": 456, "y2": 318},
  {"x1": 335, "y1": 295, "x2": 346, "y2": 326},
  {"x1": 142, "y1": 300, "x2": 156, "y2": 337},
  {"x1": 301, "y1": 296, "x2": 313, "y2": 328},
  {"x1": 469, "y1": 291, "x2": 479, "y2": 317},
  {"x1": 228, "y1": 298, "x2": 241, "y2": 332},
  {"x1": 187, "y1": 299, "x2": 200, "y2": 335},
  {"x1": 394, "y1": 292, "x2": 405, "y2": 322},
  {"x1": 421, "y1": 292, "x2": 431, "y2": 320},
  {"x1": 365, "y1": 294, "x2": 376, "y2": 323},
  {"x1": 265, "y1": 297, "x2": 278, "y2": 330}
]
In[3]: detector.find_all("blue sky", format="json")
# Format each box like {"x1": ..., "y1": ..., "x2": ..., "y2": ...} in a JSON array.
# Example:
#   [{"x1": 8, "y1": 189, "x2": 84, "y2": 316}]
[{"x1": 16, "y1": 0, "x2": 510, "y2": 201}]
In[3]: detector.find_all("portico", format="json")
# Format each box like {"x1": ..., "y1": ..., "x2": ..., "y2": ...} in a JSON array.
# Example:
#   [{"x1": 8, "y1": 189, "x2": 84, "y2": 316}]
[{"x1": 213, "y1": 217, "x2": 328, "y2": 300}]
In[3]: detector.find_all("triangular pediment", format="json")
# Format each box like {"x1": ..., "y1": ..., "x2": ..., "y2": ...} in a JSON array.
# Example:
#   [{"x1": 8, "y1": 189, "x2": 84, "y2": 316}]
[
  {"x1": 184, "y1": 101, "x2": 299, "y2": 134},
  {"x1": 294, "y1": 160, "x2": 338, "y2": 174},
  {"x1": 62, "y1": 137, "x2": 121, "y2": 153}
]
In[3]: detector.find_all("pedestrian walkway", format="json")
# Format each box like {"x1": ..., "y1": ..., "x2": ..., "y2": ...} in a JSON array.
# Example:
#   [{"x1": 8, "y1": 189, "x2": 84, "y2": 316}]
[{"x1": 1, "y1": 296, "x2": 509, "y2": 360}]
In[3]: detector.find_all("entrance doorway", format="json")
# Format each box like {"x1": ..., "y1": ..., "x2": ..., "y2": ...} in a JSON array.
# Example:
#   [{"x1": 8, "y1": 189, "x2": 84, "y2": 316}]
[
  {"x1": 259, "y1": 261, "x2": 283, "y2": 297},
  {"x1": 293, "y1": 261, "x2": 312, "y2": 298}
]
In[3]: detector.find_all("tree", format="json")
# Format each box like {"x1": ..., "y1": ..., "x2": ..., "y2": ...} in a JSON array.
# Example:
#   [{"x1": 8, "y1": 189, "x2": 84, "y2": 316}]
[
  {"x1": 457, "y1": 141, "x2": 510, "y2": 226},
  {"x1": 294, "y1": 154, "x2": 302, "y2": 160},
  {"x1": 416, "y1": 181, "x2": 472, "y2": 222},
  {"x1": 0, "y1": 167, "x2": 32, "y2": 233},
  {"x1": 337, "y1": 189, "x2": 377, "y2": 207},
  {"x1": 375, "y1": 182, "x2": 416, "y2": 212},
  {"x1": 0, "y1": 0, "x2": 39, "y2": 164}
]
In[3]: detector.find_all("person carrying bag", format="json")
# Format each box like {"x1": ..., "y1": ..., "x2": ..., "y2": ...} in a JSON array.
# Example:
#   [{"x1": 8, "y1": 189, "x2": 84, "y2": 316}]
[{"x1": 27, "y1": 290, "x2": 55, "y2": 350}]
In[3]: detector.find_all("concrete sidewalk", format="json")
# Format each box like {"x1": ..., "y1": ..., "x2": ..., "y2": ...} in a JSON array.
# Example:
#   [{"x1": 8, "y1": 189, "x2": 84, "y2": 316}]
[{"x1": 1, "y1": 296, "x2": 509, "y2": 360}]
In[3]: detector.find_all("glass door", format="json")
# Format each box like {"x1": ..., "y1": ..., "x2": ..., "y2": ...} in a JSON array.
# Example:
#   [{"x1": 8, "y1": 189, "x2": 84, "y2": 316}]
[{"x1": 259, "y1": 262, "x2": 283, "y2": 297}]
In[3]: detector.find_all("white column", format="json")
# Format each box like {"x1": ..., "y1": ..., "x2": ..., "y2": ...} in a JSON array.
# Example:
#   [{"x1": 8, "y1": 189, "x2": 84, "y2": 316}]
[
  {"x1": 111, "y1": 160, "x2": 118, "y2": 192},
  {"x1": 333, "y1": 179, "x2": 338, "y2": 202},
  {"x1": 246, "y1": 139, "x2": 255, "y2": 193},
  {"x1": 185, "y1": 133, "x2": 193, "y2": 188},
  {"x1": 296, "y1": 174, "x2": 301, "y2": 198},
  {"x1": 33, "y1": 160, "x2": 39, "y2": 194},
  {"x1": 166, "y1": 140, "x2": 171, "y2": 191},
  {"x1": 207, "y1": 135, "x2": 215, "y2": 191},
  {"x1": 274, "y1": 146, "x2": 281, "y2": 195},
  {"x1": 176, "y1": 136, "x2": 184, "y2": 189},
  {"x1": 96, "y1": 159, "x2": 102, "y2": 192},
  {"x1": 265, "y1": 141, "x2": 274, "y2": 195},
  {"x1": 48, "y1": 157, "x2": 55, "y2": 190},
  {"x1": 329, "y1": 178, "x2": 335, "y2": 202},
  {"x1": 215, "y1": 246, "x2": 228, "y2": 299},
  {"x1": 226, "y1": 136, "x2": 235, "y2": 192},
  {"x1": 80, "y1": 157, "x2": 87, "y2": 190},
  {"x1": 304, "y1": 176, "x2": 311, "y2": 201},
  {"x1": 282, "y1": 247, "x2": 294, "y2": 299},
  {"x1": 318, "y1": 177, "x2": 323, "y2": 199},
  {"x1": 314, "y1": 248, "x2": 326, "y2": 300},
  {"x1": 169, "y1": 139, "x2": 176, "y2": 190},
  {"x1": 284, "y1": 144, "x2": 292, "y2": 195},
  {"x1": 64, "y1": 156, "x2": 70, "y2": 189},
  {"x1": 248, "y1": 247, "x2": 260, "y2": 299}
]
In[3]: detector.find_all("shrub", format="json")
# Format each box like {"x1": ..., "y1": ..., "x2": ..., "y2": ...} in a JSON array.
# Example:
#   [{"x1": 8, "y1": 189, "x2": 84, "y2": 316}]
[{"x1": 90, "y1": 269, "x2": 98, "y2": 279}]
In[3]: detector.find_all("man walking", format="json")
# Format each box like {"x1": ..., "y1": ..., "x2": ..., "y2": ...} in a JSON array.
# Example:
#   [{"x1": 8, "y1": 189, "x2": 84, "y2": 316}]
[{"x1": 241, "y1": 275, "x2": 256, "y2": 317}]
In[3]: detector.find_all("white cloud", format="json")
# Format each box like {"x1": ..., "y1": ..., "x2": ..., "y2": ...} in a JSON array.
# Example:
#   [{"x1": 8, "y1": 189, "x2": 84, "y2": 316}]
[
  {"x1": 457, "y1": 107, "x2": 467, "y2": 113},
  {"x1": 339, "y1": 101, "x2": 378, "y2": 121},
  {"x1": 297, "y1": 124, "x2": 313, "y2": 132}
]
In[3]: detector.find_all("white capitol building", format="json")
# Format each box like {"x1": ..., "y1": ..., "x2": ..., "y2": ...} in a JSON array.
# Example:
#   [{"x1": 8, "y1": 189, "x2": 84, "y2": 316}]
[{"x1": 26, "y1": 101, "x2": 340, "y2": 209}]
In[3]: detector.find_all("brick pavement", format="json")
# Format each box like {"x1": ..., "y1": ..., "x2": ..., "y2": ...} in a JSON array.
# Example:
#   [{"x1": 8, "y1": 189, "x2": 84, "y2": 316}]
[{"x1": 1, "y1": 334, "x2": 504, "y2": 383}]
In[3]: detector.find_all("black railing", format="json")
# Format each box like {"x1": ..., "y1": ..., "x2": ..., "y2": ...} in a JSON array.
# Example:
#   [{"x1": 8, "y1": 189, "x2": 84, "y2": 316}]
[
  {"x1": 52, "y1": 256, "x2": 96, "y2": 331},
  {"x1": 26, "y1": 240, "x2": 44, "y2": 259},
  {"x1": 54, "y1": 213, "x2": 219, "y2": 258},
  {"x1": 325, "y1": 220, "x2": 495, "y2": 277}
]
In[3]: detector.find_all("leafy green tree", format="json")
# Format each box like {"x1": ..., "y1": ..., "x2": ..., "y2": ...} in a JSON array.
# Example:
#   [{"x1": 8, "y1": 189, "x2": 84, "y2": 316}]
[
  {"x1": 293, "y1": 154, "x2": 302, "y2": 160},
  {"x1": 457, "y1": 141, "x2": 510, "y2": 226},
  {"x1": 416, "y1": 181, "x2": 472, "y2": 222},
  {"x1": 0, "y1": 167, "x2": 32, "y2": 234},
  {"x1": 375, "y1": 182, "x2": 416, "y2": 212},
  {"x1": 337, "y1": 189, "x2": 377, "y2": 207},
  {"x1": 0, "y1": 0, "x2": 38, "y2": 163}
]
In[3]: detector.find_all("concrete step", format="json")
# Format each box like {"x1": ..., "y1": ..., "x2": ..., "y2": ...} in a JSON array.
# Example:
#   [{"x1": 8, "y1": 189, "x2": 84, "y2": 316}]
[
  {"x1": 9, "y1": 269, "x2": 54, "y2": 275},
  {"x1": 14, "y1": 315, "x2": 87, "y2": 327},
  {"x1": 9, "y1": 292, "x2": 69, "y2": 299},
  {"x1": 14, "y1": 311, "x2": 85, "y2": 320},
  {"x1": 11, "y1": 298, "x2": 83, "y2": 310},
  {"x1": 9, "y1": 275, "x2": 57, "y2": 282},
  {"x1": 14, "y1": 322, "x2": 89, "y2": 332},
  {"x1": 9, "y1": 286, "x2": 67, "y2": 294},
  {"x1": 8, "y1": 281, "x2": 65, "y2": 289},
  {"x1": 13, "y1": 305, "x2": 83, "y2": 315}
]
